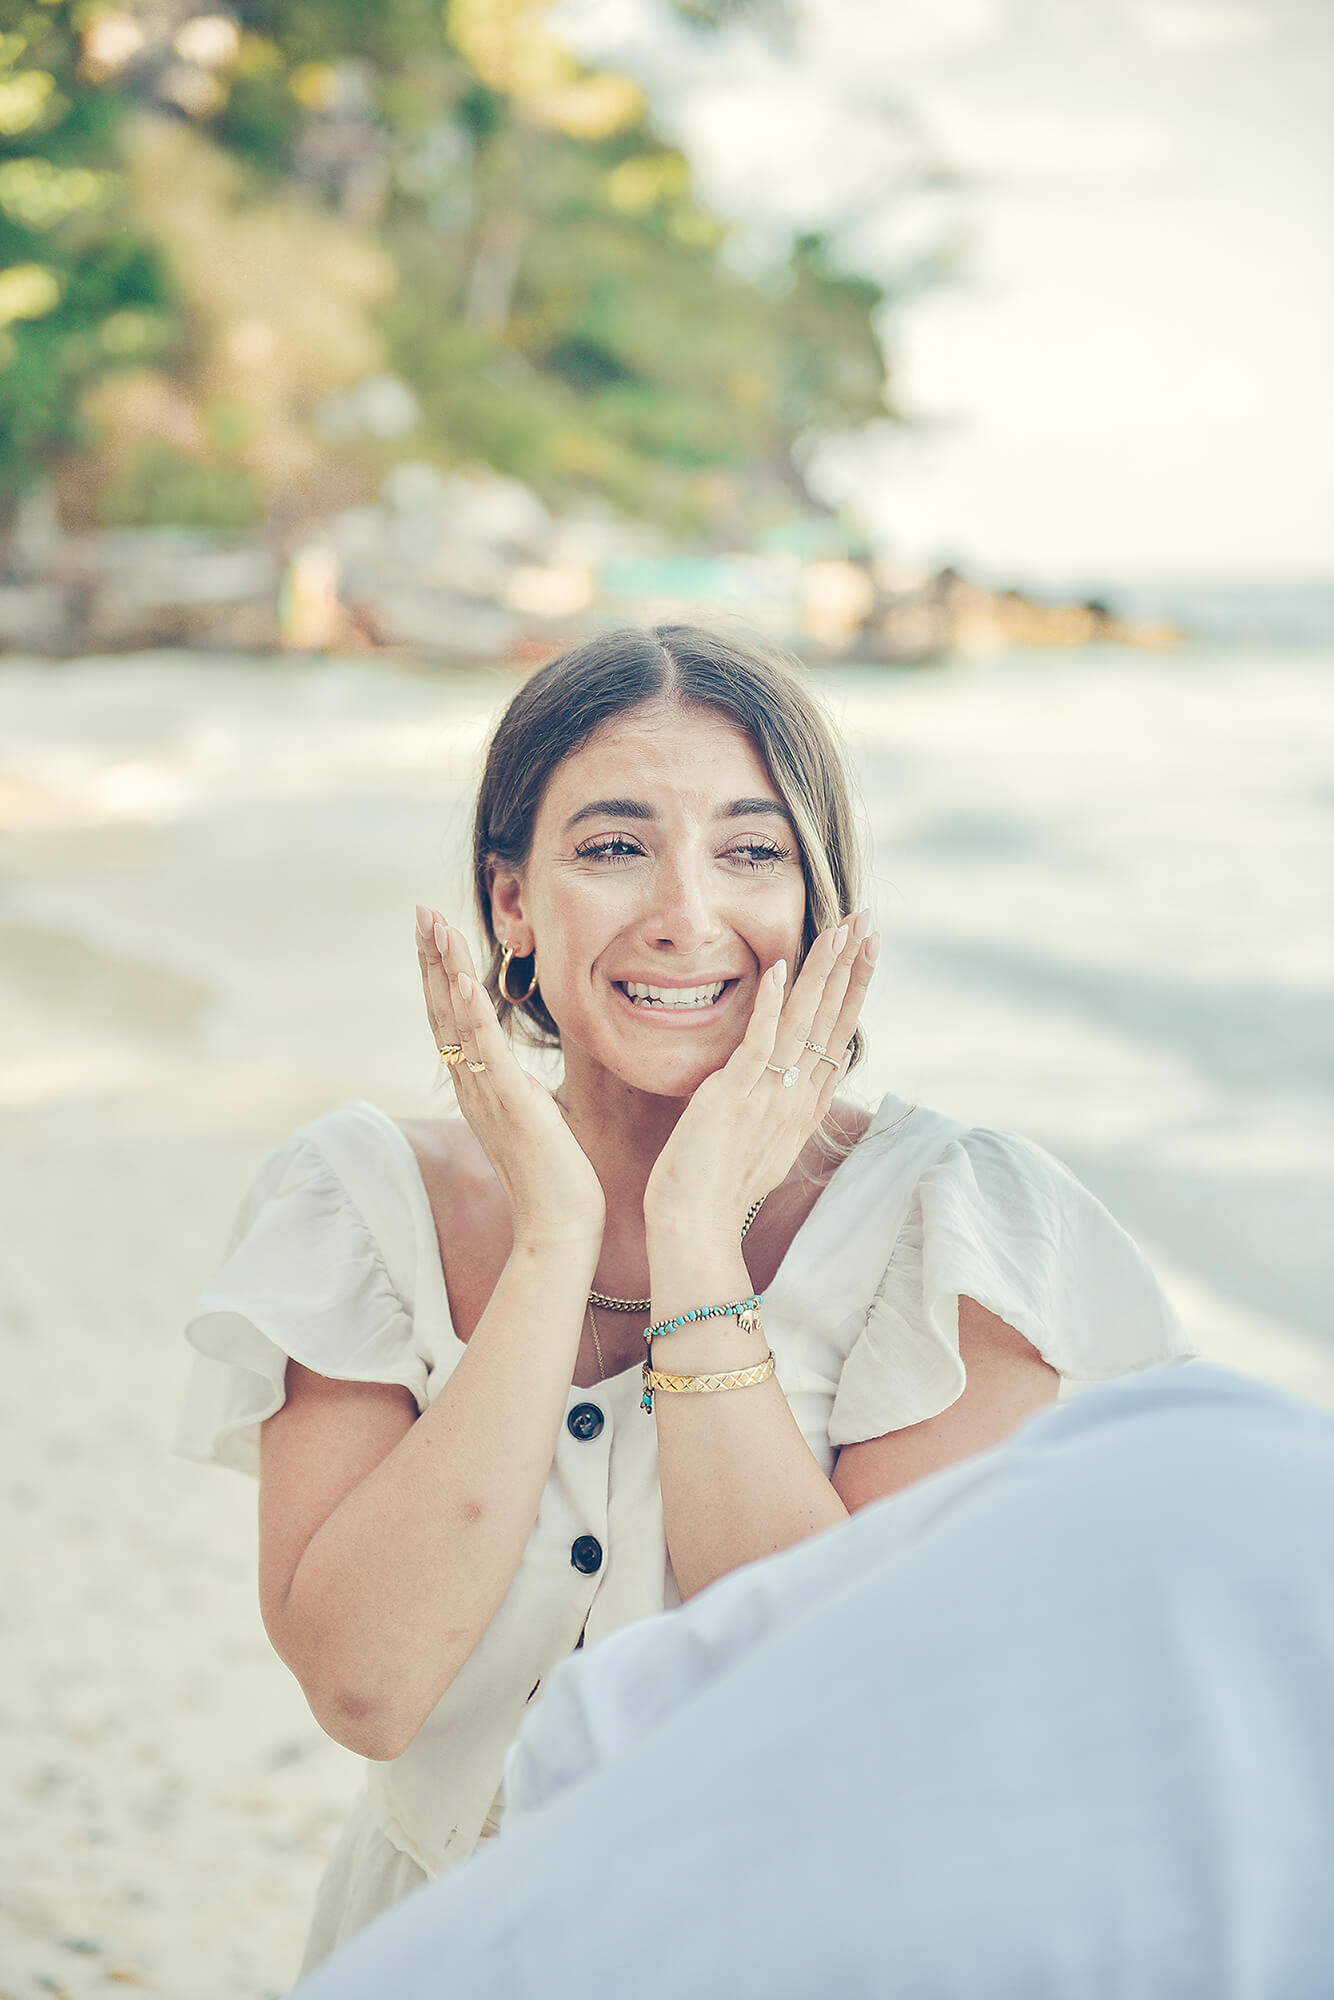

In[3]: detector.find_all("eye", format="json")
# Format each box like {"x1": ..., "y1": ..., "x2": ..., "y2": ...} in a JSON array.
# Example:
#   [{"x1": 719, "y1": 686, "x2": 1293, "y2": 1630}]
[
  {"x1": 726, "y1": 840, "x2": 790, "y2": 872},
  {"x1": 574, "y1": 835, "x2": 645, "y2": 865}
]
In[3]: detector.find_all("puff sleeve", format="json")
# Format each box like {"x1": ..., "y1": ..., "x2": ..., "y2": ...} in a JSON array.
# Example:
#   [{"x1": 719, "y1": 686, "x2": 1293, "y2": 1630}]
[
  {"x1": 175, "y1": 1134, "x2": 430, "y2": 1477},
  {"x1": 828, "y1": 1127, "x2": 1194, "y2": 1448}
]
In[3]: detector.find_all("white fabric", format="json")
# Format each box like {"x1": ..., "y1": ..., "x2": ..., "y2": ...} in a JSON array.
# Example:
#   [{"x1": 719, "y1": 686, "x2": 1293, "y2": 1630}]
[
  {"x1": 176, "y1": 1092, "x2": 1193, "y2": 1961},
  {"x1": 294, "y1": 1368, "x2": 1334, "y2": 2000}
]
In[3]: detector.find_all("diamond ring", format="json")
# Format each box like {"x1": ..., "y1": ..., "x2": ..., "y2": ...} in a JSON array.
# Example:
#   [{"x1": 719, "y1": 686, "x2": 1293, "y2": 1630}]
[{"x1": 765, "y1": 1062, "x2": 802, "y2": 1088}]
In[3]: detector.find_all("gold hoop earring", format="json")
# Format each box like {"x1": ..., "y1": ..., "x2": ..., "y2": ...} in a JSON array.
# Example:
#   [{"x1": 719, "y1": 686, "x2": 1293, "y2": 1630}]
[{"x1": 499, "y1": 943, "x2": 538, "y2": 1005}]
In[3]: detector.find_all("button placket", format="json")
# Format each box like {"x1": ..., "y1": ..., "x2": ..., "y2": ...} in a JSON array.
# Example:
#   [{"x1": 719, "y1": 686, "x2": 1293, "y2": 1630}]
[{"x1": 560, "y1": 1387, "x2": 613, "y2": 1594}]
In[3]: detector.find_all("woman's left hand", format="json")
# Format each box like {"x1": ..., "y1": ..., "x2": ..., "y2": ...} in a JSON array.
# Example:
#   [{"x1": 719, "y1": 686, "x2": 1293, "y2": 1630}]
[{"x1": 643, "y1": 913, "x2": 877, "y2": 1243}]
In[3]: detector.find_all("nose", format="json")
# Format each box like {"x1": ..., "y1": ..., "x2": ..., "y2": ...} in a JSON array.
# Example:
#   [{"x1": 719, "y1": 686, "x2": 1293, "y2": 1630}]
[{"x1": 638, "y1": 851, "x2": 727, "y2": 955}]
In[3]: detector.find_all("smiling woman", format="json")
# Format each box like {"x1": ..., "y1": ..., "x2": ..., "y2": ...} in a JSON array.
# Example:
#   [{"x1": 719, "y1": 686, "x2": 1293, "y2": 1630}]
[{"x1": 175, "y1": 623, "x2": 1195, "y2": 1975}]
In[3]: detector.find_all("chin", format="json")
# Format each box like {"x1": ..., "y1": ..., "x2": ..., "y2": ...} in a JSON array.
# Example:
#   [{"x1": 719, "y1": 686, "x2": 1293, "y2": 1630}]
[{"x1": 577, "y1": 1029, "x2": 739, "y2": 1102}]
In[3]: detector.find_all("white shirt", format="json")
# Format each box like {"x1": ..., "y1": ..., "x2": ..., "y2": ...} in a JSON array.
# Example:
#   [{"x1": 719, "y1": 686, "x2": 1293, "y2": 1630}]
[{"x1": 177, "y1": 1091, "x2": 1193, "y2": 1961}]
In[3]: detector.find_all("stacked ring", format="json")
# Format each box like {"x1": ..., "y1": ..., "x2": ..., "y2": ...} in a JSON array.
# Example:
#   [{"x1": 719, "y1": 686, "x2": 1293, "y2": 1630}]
[{"x1": 438, "y1": 1044, "x2": 465, "y2": 1065}]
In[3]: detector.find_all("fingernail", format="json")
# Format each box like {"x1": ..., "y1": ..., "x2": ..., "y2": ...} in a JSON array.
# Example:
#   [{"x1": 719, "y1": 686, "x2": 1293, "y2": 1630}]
[
  {"x1": 415, "y1": 904, "x2": 432, "y2": 937},
  {"x1": 853, "y1": 909, "x2": 871, "y2": 940},
  {"x1": 866, "y1": 932, "x2": 881, "y2": 964},
  {"x1": 434, "y1": 921, "x2": 449, "y2": 955},
  {"x1": 457, "y1": 971, "x2": 473, "y2": 1001},
  {"x1": 774, "y1": 958, "x2": 787, "y2": 986},
  {"x1": 833, "y1": 925, "x2": 849, "y2": 953}
]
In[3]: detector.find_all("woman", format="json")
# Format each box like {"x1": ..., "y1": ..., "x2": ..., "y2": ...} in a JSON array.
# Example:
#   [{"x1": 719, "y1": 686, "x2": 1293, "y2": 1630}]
[{"x1": 178, "y1": 625, "x2": 1193, "y2": 1971}]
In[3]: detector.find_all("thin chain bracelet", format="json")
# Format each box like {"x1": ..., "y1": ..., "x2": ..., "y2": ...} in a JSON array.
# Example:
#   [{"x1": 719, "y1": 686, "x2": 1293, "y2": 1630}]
[{"x1": 641, "y1": 1292, "x2": 763, "y2": 1349}]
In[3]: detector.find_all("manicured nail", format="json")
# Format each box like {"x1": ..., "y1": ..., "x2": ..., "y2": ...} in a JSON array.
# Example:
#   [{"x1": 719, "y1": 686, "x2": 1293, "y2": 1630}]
[
  {"x1": 866, "y1": 932, "x2": 880, "y2": 964},
  {"x1": 774, "y1": 958, "x2": 787, "y2": 986},
  {"x1": 853, "y1": 909, "x2": 871, "y2": 940},
  {"x1": 415, "y1": 904, "x2": 432, "y2": 937},
  {"x1": 457, "y1": 971, "x2": 474, "y2": 1001},
  {"x1": 434, "y1": 921, "x2": 449, "y2": 955},
  {"x1": 833, "y1": 925, "x2": 849, "y2": 953}
]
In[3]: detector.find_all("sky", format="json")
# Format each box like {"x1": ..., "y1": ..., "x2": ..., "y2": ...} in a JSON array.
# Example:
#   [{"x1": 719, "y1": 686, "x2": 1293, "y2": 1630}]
[{"x1": 558, "y1": 0, "x2": 1334, "y2": 588}]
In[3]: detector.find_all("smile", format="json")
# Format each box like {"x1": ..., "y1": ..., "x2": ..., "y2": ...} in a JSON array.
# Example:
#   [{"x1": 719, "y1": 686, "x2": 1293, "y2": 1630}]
[{"x1": 614, "y1": 979, "x2": 733, "y2": 1012}]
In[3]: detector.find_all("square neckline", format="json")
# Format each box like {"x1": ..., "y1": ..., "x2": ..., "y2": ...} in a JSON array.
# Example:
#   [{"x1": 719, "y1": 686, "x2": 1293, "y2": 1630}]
[{"x1": 359, "y1": 1093, "x2": 908, "y2": 1389}]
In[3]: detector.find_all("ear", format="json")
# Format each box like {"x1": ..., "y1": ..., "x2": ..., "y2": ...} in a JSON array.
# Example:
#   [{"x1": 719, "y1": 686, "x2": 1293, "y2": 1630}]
[{"x1": 489, "y1": 863, "x2": 533, "y2": 955}]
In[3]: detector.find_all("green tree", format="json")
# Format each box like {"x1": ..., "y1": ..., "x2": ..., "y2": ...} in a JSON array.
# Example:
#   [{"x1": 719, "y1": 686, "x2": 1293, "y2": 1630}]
[
  {"x1": 3, "y1": 0, "x2": 898, "y2": 538},
  {"x1": 0, "y1": 2, "x2": 175, "y2": 517}
]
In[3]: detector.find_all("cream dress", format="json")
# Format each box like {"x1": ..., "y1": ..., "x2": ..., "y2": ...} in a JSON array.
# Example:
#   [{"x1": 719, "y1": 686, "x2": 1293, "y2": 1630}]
[{"x1": 176, "y1": 1091, "x2": 1194, "y2": 1971}]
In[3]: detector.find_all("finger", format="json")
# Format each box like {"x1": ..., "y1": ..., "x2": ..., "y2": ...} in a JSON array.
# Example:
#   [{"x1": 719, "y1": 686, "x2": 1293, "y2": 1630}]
[
  {"x1": 449, "y1": 956, "x2": 530, "y2": 1099},
  {"x1": 805, "y1": 911, "x2": 868, "y2": 1055},
  {"x1": 726, "y1": 958, "x2": 788, "y2": 1084},
  {"x1": 778, "y1": 921, "x2": 849, "y2": 1059},
  {"x1": 822, "y1": 929, "x2": 878, "y2": 1070},
  {"x1": 416, "y1": 908, "x2": 458, "y2": 1048},
  {"x1": 422, "y1": 914, "x2": 461, "y2": 1050}
]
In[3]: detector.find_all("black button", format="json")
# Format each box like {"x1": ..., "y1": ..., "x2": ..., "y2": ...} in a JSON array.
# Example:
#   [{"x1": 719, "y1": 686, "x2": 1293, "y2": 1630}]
[
  {"x1": 567, "y1": 1402, "x2": 604, "y2": 1442},
  {"x1": 570, "y1": 1534, "x2": 603, "y2": 1575}
]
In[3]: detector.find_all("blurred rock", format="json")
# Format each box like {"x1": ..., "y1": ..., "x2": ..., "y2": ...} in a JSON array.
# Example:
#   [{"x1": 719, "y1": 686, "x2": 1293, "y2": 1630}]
[
  {"x1": 347, "y1": 583, "x2": 519, "y2": 658},
  {"x1": 0, "y1": 583, "x2": 71, "y2": 652},
  {"x1": 314, "y1": 374, "x2": 420, "y2": 442},
  {"x1": 382, "y1": 464, "x2": 552, "y2": 559},
  {"x1": 83, "y1": 535, "x2": 281, "y2": 649}
]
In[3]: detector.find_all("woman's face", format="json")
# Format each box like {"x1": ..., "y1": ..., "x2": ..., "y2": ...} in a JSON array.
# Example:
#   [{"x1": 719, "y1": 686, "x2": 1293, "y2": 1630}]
[{"x1": 495, "y1": 701, "x2": 810, "y2": 1099}]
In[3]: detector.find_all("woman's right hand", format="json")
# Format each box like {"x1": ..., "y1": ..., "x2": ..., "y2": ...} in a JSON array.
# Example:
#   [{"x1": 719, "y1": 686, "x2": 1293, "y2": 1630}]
[{"x1": 415, "y1": 909, "x2": 606, "y2": 1251}]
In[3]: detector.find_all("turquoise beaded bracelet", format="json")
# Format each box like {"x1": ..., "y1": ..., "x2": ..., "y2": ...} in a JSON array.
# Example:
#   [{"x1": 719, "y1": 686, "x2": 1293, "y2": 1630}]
[{"x1": 642, "y1": 1292, "x2": 764, "y2": 1349}]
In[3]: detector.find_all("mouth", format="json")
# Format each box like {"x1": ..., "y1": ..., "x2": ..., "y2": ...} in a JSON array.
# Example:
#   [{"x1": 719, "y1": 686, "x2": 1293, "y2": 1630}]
[{"x1": 612, "y1": 977, "x2": 737, "y2": 1017}]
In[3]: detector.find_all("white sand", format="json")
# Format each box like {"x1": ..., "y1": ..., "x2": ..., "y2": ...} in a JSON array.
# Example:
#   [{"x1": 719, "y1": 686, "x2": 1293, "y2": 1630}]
[{"x1": 1, "y1": 645, "x2": 1330, "y2": 1999}]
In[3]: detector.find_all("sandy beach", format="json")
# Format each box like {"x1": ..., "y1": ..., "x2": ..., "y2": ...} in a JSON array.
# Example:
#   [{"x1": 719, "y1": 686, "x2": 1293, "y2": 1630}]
[{"x1": 1, "y1": 643, "x2": 1331, "y2": 2000}]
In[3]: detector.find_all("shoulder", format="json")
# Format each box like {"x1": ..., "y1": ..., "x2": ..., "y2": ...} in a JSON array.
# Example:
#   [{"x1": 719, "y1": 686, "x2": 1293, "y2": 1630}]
[
  {"x1": 238, "y1": 1101, "x2": 441, "y2": 1277},
  {"x1": 848, "y1": 1093, "x2": 1078, "y2": 1207},
  {"x1": 393, "y1": 1111, "x2": 502, "y2": 1237}
]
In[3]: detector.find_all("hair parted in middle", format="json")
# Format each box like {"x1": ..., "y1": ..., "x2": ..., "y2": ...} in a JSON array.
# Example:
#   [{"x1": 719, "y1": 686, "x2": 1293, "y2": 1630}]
[{"x1": 472, "y1": 623, "x2": 865, "y2": 1065}]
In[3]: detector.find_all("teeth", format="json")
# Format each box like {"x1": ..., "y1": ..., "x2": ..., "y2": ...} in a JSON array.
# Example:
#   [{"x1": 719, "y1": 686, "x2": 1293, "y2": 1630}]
[{"x1": 623, "y1": 980, "x2": 726, "y2": 1008}]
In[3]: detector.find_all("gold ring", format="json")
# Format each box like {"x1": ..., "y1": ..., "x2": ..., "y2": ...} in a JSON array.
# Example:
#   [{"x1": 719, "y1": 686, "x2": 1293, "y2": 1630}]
[
  {"x1": 765, "y1": 1062, "x2": 802, "y2": 1088},
  {"x1": 438, "y1": 1045, "x2": 465, "y2": 1065},
  {"x1": 465, "y1": 1059, "x2": 487, "y2": 1073}
]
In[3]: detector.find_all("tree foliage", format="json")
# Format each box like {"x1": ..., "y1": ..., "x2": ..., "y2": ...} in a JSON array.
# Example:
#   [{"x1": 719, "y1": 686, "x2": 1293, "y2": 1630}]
[
  {"x1": 0, "y1": 2, "x2": 175, "y2": 518},
  {"x1": 1, "y1": 0, "x2": 897, "y2": 537}
]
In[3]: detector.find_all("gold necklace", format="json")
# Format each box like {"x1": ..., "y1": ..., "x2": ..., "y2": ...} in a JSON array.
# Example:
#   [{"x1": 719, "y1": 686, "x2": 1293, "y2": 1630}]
[
  {"x1": 585, "y1": 1299, "x2": 607, "y2": 1381},
  {"x1": 587, "y1": 1193, "x2": 768, "y2": 1314}
]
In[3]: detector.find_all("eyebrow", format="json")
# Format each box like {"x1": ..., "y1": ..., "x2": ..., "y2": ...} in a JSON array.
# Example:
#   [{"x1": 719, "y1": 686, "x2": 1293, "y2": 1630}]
[{"x1": 563, "y1": 796, "x2": 794, "y2": 834}]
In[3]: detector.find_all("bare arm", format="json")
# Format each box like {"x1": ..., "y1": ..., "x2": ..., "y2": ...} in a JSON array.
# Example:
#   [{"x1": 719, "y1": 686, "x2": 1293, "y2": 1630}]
[
  {"x1": 650, "y1": 1270, "x2": 1057, "y2": 1596},
  {"x1": 831, "y1": 1296, "x2": 1059, "y2": 1510},
  {"x1": 642, "y1": 923, "x2": 1061, "y2": 1595},
  {"x1": 258, "y1": 913, "x2": 607, "y2": 1761},
  {"x1": 646, "y1": 1231, "x2": 848, "y2": 1599},
  {"x1": 259, "y1": 1233, "x2": 596, "y2": 1761}
]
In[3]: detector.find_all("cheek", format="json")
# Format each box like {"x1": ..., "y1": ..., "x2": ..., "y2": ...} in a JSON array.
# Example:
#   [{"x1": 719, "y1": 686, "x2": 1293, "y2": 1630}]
[
  {"x1": 745, "y1": 879, "x2": 807, "y2": 946},
  {"x1": 531, "y1": 874, "x2": 626, "y2": 982}
]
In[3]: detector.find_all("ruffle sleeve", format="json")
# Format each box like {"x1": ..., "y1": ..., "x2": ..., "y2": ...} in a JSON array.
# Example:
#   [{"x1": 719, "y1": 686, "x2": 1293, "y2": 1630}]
[
  {"x1": 175, "y1": 1134, "x2": 430, "y2": 1476},
  {"x1": 828, "y1": 1127, "x2": 1194, "y2": 1448}
]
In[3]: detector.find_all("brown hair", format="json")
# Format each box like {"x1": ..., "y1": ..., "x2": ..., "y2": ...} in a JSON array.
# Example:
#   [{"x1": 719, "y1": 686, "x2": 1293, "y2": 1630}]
[{"x1": 473, "y1": 624, "x2": 864, "y2": 1064}]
